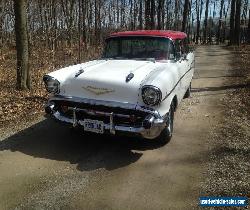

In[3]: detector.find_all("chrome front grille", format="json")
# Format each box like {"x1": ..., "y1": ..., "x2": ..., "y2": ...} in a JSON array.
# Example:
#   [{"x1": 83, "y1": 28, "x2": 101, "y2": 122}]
[{"x1": 54, "y1": 100, "x2": 147, "y2": 127}]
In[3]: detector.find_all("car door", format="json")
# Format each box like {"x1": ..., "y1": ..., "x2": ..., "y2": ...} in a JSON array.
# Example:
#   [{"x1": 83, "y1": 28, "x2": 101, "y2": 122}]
[
  {"x1": 183, "y1": 38, "x2": 194, "y2": 88},
  {"x1": 175, "y1": 39, "x2": 189, "y2": 99}
]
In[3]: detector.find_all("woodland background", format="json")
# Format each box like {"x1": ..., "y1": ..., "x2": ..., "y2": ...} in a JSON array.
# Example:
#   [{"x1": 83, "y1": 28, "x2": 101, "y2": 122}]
[
  {"x1": 0, "y1": 0, "x2": 249, "y2": 124},
  {"x1": 0, "y1": 1, "x2": 249, "y2": 200}
]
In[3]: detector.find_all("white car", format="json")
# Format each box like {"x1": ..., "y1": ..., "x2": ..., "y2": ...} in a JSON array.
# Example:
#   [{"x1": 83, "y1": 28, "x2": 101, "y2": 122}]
[{"x1": 43, "y1": 30, "x2": 195, "y2": 143}]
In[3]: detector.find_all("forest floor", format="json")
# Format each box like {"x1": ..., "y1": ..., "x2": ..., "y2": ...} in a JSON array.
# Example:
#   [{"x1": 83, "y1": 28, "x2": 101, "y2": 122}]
[
  {"x1": 0, "y1": 45, "x2": 249, "y2": 210},
  {"x1": 0, "y1": 45, "x2": 101, "y2": 137},
  {"x1": 197, "y1": 45, "x2": 250, "y2": 204}
]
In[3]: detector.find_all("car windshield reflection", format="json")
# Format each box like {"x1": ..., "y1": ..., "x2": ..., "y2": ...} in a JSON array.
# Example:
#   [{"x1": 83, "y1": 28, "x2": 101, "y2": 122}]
[{"x1": 102, "y1": 36, "x2": 175, "y2": 61}]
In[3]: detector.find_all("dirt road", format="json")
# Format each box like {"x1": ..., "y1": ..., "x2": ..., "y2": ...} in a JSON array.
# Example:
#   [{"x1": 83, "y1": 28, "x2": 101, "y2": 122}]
[{"x1": 0, "y1": 46, "x2": 233, "y2": 210}]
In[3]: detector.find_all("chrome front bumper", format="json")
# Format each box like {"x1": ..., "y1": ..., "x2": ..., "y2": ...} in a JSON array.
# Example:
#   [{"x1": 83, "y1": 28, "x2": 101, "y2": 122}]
[{"x1": 45, "y1": 96, "x2": 168, "y2": 139}]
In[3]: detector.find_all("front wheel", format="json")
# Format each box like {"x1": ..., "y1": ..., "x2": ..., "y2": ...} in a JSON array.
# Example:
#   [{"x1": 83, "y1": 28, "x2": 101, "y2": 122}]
[
  {"x1": 184, "y1": 83, "x2": 191, "y2": 98},
  {"x1": 156, "y1": 103, "x2": 174, "y2": 144}
]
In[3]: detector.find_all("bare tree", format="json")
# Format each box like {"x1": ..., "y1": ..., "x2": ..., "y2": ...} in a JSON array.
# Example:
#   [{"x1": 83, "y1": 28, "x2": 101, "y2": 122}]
[
  {"x1": 203, "y1": 0, "x2": 209, "y2": 43},
  {"x1": 230, "y1": 0, "x2": 236, "y2": 44},
  {"x1": 157, "y1": 0, "x2": 165, "y2": 29},
  {"x1": 138, "y1": 0, "x2": 143, "y2": 29},
  {"x1": 145, "y1": 0, "x2": 151, "y2": 29},
  {"x1": 14, "y1": 0, "x2": 30, "y2": 90},
  {"x1": 182, "y1": 0, "x2": 190, "y2": 32},
  {"x1": 249, "y1": 9, "x2": 250, "y2": 27},
  {"x1": 234, "y1": 0, "x2": 241, "y2": 45},
  {"x1": 174, "y1": 0, "x2": 179, "y2": 30},
  {"x1": 196, "y1": 0, "x2": 201, "y2": 44},
  {"x1": 217, "y1": 0, "x2": 224, "y2": 43}
]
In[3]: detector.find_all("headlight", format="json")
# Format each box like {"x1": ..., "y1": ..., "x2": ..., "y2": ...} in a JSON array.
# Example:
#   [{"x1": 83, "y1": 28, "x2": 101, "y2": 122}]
[
  {"x1": 142, "y1": 85, "x2": 162, "y2": 106},
  {"x1": 43, "y1": 75, "x2": 60, "y2": 94}
]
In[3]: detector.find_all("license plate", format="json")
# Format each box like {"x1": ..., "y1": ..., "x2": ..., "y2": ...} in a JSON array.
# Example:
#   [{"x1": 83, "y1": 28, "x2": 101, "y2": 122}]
[{"x1": 83, "y1": 119, "x2": 104, "y2": 134}]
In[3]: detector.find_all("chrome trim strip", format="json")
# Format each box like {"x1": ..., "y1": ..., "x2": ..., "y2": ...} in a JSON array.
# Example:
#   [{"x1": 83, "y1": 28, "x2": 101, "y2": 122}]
[
  {"x1": 51, "y1": 95, "x2": 136, "y2": 109},
  {"x1": 68, "y1": 107, "x2": 131, "y2": 118},
  {"x1": 110, "y1": 112, "x2": 115, "y2": 134},
  {"x1": 73, "y1": 107, "x2": 77, "y2": 127},
  {"x1": 163, "y1": 66, "x2": 193, "y2": 101},
  {"x1": 49, "y1": 95, "x2": 162, "y2": 117}
]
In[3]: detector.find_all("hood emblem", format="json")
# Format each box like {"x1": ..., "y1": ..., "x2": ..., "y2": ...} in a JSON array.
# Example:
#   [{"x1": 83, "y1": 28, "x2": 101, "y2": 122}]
[
  {"x1": 126, "y1": 73, "x2": 134, "y2": 83},
  {"x1": 82, "y1": 86, "x2": 115, "y2": 95},
  {"x1": 75, "y1": 68, "x2": 84, "y2": 78}
]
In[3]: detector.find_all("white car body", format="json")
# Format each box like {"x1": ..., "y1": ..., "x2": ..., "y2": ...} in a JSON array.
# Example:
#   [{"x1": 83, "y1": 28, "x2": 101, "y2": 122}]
[{"x1": 44, "y1": 30, "x2": 195, "y2": 140}]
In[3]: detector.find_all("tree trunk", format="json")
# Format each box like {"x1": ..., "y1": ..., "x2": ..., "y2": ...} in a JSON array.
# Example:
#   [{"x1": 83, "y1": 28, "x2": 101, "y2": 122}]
[
  {"x1": 139, "y1": 0, "x2": 143, "y2": 29},
  {"x1": 196, "y1": 0, "x2": 200, "y2": 44},
  {"x1": 0, "y1": 2, "x2": 3, "y2": 49},
  {"x1": 230, "y1": 0, "x2": 236, "y2": 45},
  {"x1": 165, "y1": 1, "x2": 170, "y2": 29},
  {"x1": 248, "y1": 9, "x2": 250, "y2": 43},
  {"x1": 203, "y1": 0, "x2": 209, "y2": 43},
  {"x1": 174, "y1": 0, "x2": 179, "y2": 30},
  {"x1": 82, "y1": 0, "x2": 86, "y2": 44},
  {"x1": 217, "y1": 0, "x2": 224, "y2": 43},
  {"x1": 248, "y1": 9, "x2": 250, "y2": 29},
  {"x1": 129, "y1": 0, "x2": 134, "y2": 30},
  {"x1": 181, "y1": 0, "x2": 189, "y2": 32},
  {"x1": 150, "y1": 0, "x2": 155, "y2": 29},
  {"x1": 14, "y1": 0, "x2": 30, "y2": 90},
  {"x1": 78, "y1": 0, "x2": 82, "y2": 63},
  {"x1": 234, "y1": 0, "x2": 241, "y2": 45},
  {"x1": 145, "y1": 0, "x2": 151, "y2": 29},
  {"x1": 157, "y1": 0, "x2": 165, "y2": 29}
]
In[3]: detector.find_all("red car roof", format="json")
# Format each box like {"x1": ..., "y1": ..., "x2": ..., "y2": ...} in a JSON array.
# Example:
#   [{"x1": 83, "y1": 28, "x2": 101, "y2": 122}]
[{"x1": 109, "y1": 30, "x2": 187, "y2": 40}]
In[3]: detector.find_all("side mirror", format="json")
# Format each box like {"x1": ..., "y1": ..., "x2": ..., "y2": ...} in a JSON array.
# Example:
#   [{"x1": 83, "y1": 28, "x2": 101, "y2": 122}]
[
  {"x1": 182, "y1": 53, "x2": 188, "y2": 61},
  {"x1": 176, "y1": 52, "x2": 181, "y2": 61},
  {"x1": 183, "y1": 53, "x2": 187, "y2": 60}
]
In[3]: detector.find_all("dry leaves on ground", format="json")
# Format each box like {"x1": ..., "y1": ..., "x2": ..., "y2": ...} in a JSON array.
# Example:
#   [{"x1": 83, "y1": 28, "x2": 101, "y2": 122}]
[
  {"x1": 0, "y1": 45, "x2": 101, "y2": 129},
  {"x1": 202, "y1": 45, "x2": 250, "y2": 201}
]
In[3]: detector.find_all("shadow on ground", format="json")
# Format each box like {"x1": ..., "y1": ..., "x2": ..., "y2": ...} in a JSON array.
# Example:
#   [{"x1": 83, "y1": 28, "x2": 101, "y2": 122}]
[
  {"x1": 0, "y1": 119, "x2": 166, "y2": 171},
  {"x1": 192, "y1": 83, "x2": 249, "y2": 93}
]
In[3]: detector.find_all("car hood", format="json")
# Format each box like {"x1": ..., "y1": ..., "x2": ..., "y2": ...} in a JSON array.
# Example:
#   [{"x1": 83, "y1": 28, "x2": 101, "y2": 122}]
[{"x1": 48, "y1": 59, "x2": 165, "y2": 105}]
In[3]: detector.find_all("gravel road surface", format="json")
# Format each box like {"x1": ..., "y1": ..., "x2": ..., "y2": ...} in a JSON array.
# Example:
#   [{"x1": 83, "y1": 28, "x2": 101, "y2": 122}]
[{"x1": 0, "y1": 46, "x2": 233, "y2": 210}]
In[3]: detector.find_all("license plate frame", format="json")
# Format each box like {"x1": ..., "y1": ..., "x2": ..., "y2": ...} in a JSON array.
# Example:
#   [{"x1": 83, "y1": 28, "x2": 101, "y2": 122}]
[{"x1": 83, "y1": 119, "x2": 104, "y2": 134}]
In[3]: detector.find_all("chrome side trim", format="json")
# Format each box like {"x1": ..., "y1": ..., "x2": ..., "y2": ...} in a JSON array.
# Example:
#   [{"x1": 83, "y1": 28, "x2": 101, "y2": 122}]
[{"x1": 162, "y1": 66, "x2": 193, "y2": 101}]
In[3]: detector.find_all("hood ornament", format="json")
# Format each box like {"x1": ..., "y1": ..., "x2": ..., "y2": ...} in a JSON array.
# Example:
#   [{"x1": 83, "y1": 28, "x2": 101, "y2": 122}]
[
  {"x1": 75, "y1": 67, "x2": 84, "y2": 78},
  {"x1": 82, "y1": 86, "x2": 115, "y2": 95},
  {"x1": 126, "y1": 73, "x2": 134, "y2": 83}
]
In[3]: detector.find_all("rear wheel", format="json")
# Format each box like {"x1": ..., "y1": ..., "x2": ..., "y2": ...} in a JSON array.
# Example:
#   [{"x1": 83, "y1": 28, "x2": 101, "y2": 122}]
[{"x1": 156, "y1": 102, "x2": 174, "y2": 144}]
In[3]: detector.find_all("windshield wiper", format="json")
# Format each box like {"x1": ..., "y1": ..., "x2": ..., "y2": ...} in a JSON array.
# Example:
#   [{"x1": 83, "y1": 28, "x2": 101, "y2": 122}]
[
  {"x1": 101, "y1": 56, "x2": 128, "y2": 60},
  {"x1": 133, "y1": 57, "x2": 156, "y2": 63},
  {"x1": 146, "y1": 58, "x2": 156, "y2": 63}
]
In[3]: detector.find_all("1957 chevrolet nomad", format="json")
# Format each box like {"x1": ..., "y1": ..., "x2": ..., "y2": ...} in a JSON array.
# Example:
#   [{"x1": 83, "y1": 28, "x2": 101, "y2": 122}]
[{"x1": 43, "y1": 30, "x2": 195, "y2": 143}]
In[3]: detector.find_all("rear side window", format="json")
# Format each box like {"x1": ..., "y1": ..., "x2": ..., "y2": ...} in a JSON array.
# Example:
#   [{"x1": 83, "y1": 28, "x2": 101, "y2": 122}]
[
  {"x1": 175, "y1": 40, "x2": 182, "y2": 60},
  {"x1": 175, "y1": 38, "x2": 190, "y2": 59},
  {"x1": 182, "y1": 38, "x2": 190, "y2": 54}
]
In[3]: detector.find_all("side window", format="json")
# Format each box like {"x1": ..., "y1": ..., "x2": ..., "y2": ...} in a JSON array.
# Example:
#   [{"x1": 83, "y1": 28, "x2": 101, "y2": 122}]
[
  {"x1": 175, "y1": 39, "x2": 190, "y2": 59},
  {"x1": 183, "y1": 38, "x2": 190, "y2": 54},
  {"x1": 175, "y1": 40, "x2": 181, "y2": 60},
  {"x1": 167, "y1": 41, "x2": 175, "y2": 60}
]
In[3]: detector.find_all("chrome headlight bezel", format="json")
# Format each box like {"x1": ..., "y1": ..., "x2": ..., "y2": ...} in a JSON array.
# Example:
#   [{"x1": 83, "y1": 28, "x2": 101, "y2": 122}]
[
  {"x1": 43, "y1": 75, "x2": 60, "y2": 94},
  {"x1": 141, "y1": 85, "x2": 162, "y2": 106}
]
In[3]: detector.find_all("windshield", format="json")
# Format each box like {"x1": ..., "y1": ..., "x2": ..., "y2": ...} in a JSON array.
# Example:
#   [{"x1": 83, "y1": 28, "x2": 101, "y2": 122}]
[{"x1": 103, "y1": 36, "x2": 175, "y2": 60}]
